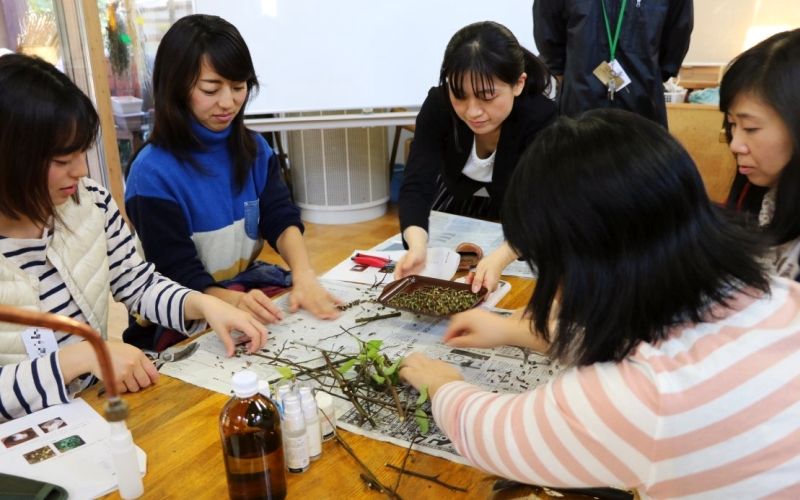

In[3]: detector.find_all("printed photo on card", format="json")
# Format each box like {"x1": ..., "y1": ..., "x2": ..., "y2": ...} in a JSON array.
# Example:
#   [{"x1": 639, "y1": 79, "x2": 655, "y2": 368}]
[
  {"x1": 38, "y1": 417, "x2": 67, "y2": 434},
  {"x1": 53, "y1": 435, "x2": 86, "y2": 453},
  {"x1": 2, "y1": 427, "x2": 38, "y2": 448},
  {"x1": 23, "y1": 445, "x2": 56, "y2": 464}
]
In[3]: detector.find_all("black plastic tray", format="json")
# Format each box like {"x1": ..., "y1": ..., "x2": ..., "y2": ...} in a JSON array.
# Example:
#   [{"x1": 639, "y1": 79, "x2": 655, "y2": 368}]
[{"x1": 377, "y1": 275, "x2": 488, "y2": 317}]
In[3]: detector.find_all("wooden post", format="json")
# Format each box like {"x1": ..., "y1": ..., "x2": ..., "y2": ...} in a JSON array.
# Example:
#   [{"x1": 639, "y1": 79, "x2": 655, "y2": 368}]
[{"x1": 79, "y1": 0, "x2": 127, "y2": 220}]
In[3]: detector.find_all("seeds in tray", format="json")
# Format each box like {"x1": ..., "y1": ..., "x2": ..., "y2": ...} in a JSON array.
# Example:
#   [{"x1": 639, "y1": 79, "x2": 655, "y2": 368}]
[{"x1": 387, "y1": 285, "x2": 480, "y2": 316}]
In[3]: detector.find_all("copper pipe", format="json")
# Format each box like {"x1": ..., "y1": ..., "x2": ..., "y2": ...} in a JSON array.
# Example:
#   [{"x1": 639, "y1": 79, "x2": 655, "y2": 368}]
[{"x1": 0, "y1": 304, "x2": 128, "y2": 421}]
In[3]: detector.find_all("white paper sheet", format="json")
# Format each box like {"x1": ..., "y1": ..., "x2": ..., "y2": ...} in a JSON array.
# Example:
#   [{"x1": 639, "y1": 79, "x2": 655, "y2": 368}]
[{"x1": 0, "y1": 399, "x2": 146, "y2": 499}]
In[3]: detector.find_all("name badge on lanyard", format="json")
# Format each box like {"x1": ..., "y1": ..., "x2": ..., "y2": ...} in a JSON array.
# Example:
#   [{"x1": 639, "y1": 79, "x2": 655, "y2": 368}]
[
  {"x1": 593, "y1": 0, "x2": 632, "y2": 100},
  {"x1": 22, "y1": 327, "x2": 59, "y2": 359}
]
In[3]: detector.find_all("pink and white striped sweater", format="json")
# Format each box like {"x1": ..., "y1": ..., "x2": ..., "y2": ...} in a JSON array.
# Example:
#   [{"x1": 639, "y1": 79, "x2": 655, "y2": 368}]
[{"x1": 432, "y1": 277, "x2": 800, "y2": 499}]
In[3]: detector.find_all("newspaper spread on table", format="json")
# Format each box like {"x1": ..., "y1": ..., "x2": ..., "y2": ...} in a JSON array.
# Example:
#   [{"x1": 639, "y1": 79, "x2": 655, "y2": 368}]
[{"x1": 162, "y1": 278, "x2": 560, "y2": 463}]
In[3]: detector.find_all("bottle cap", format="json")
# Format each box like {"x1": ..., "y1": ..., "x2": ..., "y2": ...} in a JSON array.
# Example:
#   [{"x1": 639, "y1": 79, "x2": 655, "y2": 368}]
[
  {"x1": 275, "y1": 380, "x2": 293, "y2": 400},
  {"x1": 299, "y1": 390, "x2": 318, "y2": 419},
  {"x1": 298, "y1": 385, "x2": 313, "y2": 396},
  {"x1": 315, "y1": 391, "x2": 333, "y2": 411},
  {"x1": 283, "y1": 393, "x2": 303, "y2": 415},
  {"x1": 231, "y1": 370, "x2": 258, "y2": 398}
]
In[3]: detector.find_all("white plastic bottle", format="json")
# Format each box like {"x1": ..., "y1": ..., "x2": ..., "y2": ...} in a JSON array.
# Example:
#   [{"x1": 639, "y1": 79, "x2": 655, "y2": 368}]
[
  {"x1": 281, "y1": 394, "x2": 310, "y2": 473},
  {"x1": 315, "y1": 391, "x2": 336, "y2": 441},
  {"x1": 109, "y1": 421, "x2": 144, "y2": 499},
  {"x1": 298, "y1": 386, "x2": 322, "y2": 460},
  {"x1": 274, "y1": 381, "x2": 293, "y2": 413}
]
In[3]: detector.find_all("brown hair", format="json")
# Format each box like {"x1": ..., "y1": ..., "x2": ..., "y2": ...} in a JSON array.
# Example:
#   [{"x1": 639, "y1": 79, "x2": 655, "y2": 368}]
[{"x1": 0, "y1": 54, "x2": 98, "y2": 226}]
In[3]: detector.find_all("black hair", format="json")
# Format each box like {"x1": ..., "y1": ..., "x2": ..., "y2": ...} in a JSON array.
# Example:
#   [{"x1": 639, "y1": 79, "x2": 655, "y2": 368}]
[
  {"x1": 0, "y1": 53, "x2": 98, "y2": 226},
  {"x1": 137, "y1": 14, "x2": 259, "y2": 189},
  {"x1": 721, "y1": 29, "x2": 800, "y2": 246},
  {"x1": 503, "y1": 109, "x2": 769, "y2": 366},
  {"x1": 439, "y1": 21, "x2": 550, "y2": 100}
]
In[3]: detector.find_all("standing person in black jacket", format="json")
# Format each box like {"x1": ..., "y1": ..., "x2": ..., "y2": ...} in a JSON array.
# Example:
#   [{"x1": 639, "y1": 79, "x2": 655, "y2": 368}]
[
  {"x1": 533, "y1": 0, "x2": 693, "y2": 128},
  {"x1": 396, "y1": 21, "x2": 557, "y2": 289}
]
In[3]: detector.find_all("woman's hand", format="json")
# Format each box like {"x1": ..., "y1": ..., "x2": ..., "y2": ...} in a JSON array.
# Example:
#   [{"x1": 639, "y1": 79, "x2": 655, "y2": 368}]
[
  {"x1": 443, "y1": 308, "x2": 549, "y2": 352},
  {"x1": 399, "y1": 352, "x2": 464, "y2": 397},
  {"x1": 443, "y1": 308, "x2": 519, "y2": 348},
  {"x1": 466, "y1": 241, "x2": 519, "y2": 293},
  {"x1": 59, "y1": 341, "x2": 159, "y2": 394},
  {"x1": 204, "y1": 287, "x2": 283, "y2": 325},
  {"x1": 272, "y1": 226, "x2": 340, "y2": 319},
  {"x1": 290, "y1": 270, "x2": 341, "y2": 319},
  {"x1": 186, "y1": 293, "x2": 268, "y2": 356},
  {"x1": 102, "y1": 342, "x2": 160, "y2": 393},
  {"x1": 395, "y1": 226, "x2": 428, "y2": 279},
  {"x1": 236, "y1": 289, "x2": 284, "y2": 324}
]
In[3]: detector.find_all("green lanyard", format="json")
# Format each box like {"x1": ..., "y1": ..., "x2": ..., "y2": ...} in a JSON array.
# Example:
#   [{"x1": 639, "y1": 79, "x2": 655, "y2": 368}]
[{"x1": 600, "y1": 0, "x2": 627, "y2": 61}]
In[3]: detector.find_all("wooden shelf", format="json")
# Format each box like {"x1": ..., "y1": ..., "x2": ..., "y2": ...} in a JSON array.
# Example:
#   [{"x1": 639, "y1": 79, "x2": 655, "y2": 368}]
[{"x1": 678, "y1": 65, "x2": 723, "y2": 89}]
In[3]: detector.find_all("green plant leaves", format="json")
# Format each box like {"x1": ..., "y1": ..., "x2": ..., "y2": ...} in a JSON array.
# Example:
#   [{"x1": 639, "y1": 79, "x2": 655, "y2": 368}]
[
  {"x1": 276, "y1": 366, "x2": 294, "y2": 380},
  {"x1": 338, "y1": 358, "x2": 358, "y2": 375}
]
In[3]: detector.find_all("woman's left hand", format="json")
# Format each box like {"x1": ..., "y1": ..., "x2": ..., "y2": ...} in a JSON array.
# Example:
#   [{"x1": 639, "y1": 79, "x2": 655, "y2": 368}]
[
  {"x1": 290, "y1": 271, "x2": 341, "y2": 319},
  {"x1": 399, "y1": 352, "x2": 464, "y2": 397},
  {"x1": 188, "y1": 294, "x2": 268, "y2": 356},
  {"x1": 467, "y1": 241, "x2": 518, "y2": 293}
]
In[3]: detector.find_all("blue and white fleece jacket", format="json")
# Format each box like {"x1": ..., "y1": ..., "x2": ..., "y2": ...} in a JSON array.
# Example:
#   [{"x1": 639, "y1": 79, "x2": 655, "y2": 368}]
[{"x1": 125, "y1": 120, "x2": 302, "y2": 292}]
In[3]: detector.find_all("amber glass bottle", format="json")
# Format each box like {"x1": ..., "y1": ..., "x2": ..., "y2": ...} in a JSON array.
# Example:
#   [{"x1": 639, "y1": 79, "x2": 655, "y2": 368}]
[{"x1": 220, "y1": 371, "x2": 287, "y2": 499}]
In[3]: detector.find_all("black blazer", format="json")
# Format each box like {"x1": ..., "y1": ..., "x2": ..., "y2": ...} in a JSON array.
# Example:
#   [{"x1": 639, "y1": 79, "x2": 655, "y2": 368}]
[
  {"x1": 399, "y1": 85, "x2": 557, "y2": 233},
  {"x1": 534, "y1": 0, "x2": 693, "y2": 127}
]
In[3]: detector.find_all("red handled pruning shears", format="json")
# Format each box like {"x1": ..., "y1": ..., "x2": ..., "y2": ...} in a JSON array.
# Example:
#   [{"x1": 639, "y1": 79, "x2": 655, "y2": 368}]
[{"x1": 351, "y1": 253, "x2": 394, "y2": 270}]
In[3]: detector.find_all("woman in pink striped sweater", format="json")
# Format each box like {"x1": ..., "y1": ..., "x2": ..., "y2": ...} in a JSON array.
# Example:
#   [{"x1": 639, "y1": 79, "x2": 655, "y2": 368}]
[{"x1": 400, "y1": 109, "x2": 800, "y2": 498}]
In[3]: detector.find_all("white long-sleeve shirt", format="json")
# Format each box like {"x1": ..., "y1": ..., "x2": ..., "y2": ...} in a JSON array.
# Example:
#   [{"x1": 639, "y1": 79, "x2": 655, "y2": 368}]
[
  {"x1": 0, "y1": 183, "x2": 204, "y2": 421},
  {"x1": 433, "y1": 278, "x2": 800, "y2": 499}
]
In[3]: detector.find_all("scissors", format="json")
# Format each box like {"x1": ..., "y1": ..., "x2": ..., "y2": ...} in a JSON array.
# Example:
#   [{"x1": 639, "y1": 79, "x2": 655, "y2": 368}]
[
  {"x1": 351, "y1": 252, "x2": 395, "y2": 272},
  {"x1": 146, "y1": 342, "x2": 199, "y2": 370}
]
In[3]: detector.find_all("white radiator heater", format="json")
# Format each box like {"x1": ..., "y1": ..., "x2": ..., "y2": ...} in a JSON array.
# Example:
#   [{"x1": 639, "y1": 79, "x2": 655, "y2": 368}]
[{"x1": 287, "y1": 111, "x2": 389, "y2": 224}]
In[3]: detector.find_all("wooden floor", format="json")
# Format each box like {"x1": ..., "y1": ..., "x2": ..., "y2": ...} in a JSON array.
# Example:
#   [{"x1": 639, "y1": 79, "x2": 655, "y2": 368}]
[{"x1": 258, "y1": 204, "x2": 402, "y2": 275}]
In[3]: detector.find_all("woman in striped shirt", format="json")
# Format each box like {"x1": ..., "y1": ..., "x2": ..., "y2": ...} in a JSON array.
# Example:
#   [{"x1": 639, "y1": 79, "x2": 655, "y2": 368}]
[
  {"x1": 400, "y1": 109, "x2": 800, "y2": 497},
  {"x1": 0, "y1": 54, "x2": 268, "y2": 421}
]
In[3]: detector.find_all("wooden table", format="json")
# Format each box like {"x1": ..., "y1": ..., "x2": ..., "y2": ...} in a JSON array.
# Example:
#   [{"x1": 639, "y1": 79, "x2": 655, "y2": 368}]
[{"x1": 86, "y1": 206, "x2": 543, "y2": 499}]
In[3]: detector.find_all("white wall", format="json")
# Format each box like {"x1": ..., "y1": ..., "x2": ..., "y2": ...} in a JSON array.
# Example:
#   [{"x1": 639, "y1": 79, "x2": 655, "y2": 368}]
[
  {"x1": 685, "y1": 0, "x2": 800, "y2": 65},
  {"x1": 194, "y1": 0, "x2": 534, "y2": 114}
]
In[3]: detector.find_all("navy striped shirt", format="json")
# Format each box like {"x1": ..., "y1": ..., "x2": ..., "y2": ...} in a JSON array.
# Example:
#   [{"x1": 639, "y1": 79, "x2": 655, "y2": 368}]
[{"x1": 0, "y1": 180, "x2": 204, "y2": 421}]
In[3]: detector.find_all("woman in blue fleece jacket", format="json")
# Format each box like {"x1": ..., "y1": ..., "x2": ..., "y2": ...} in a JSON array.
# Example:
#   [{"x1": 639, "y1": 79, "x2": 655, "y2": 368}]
[{"x1": 125, "y1": 14, "x2": 339, "y2": 349}]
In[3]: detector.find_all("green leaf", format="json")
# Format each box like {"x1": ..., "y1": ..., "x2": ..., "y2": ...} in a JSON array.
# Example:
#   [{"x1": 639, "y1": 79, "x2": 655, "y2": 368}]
[
  {"x1": 366, "y1": 339, "x2": 383, "y2": 350},
  {"x1": 370, "y1": 373, "x2": 385, "y2": 385},
  {"x1": 415, "y1": 408, "x2": 429, "y2": 434},
  {"x1": 337, "y1": 358, "x2": 358, "y2": 375},
  {"x1": 366, "y1": 347, "x2": 379, "y2": 360},
  {"x1": 276, "y1": 366, "x2": 294, "y2": 380},
  {"x1": 416, "y1": 385, "x2": 429, "y2": 406},
  {"x1": 382, "y1": 358, "x2": 402, "y2": 377}
]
